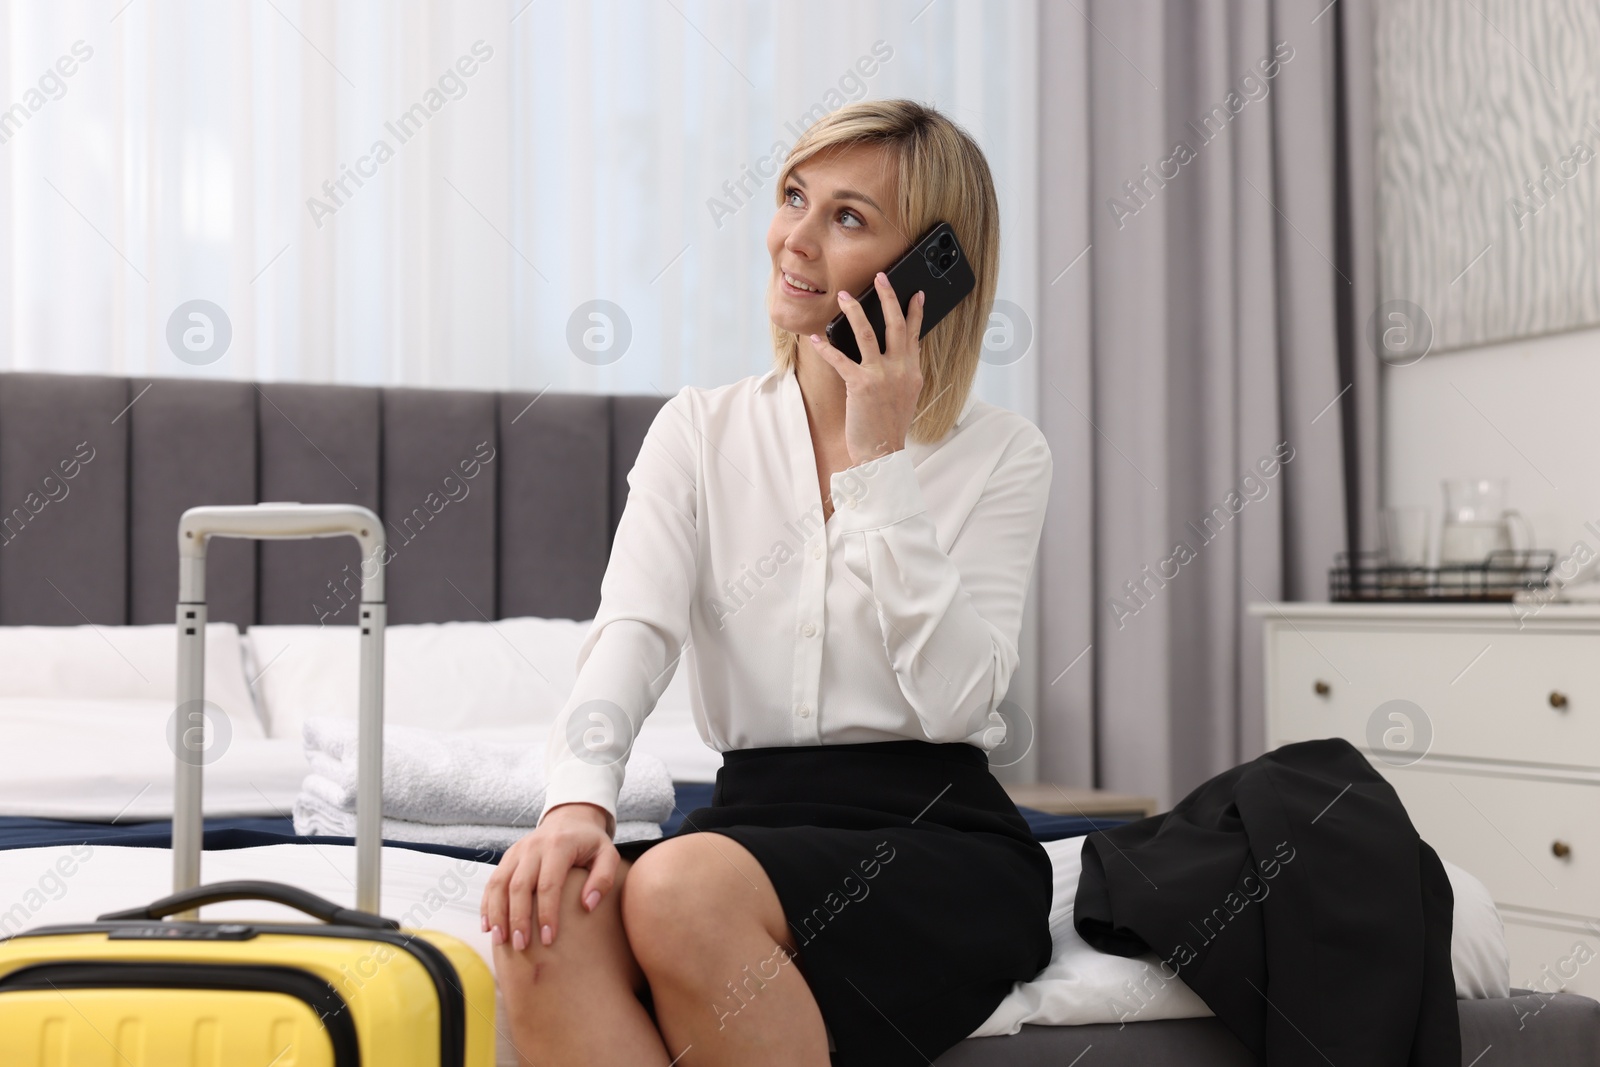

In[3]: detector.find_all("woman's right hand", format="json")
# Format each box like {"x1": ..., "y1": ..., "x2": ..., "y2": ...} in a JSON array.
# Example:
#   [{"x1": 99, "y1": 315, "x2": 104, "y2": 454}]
[{"x1": 481, "y1": 802, "x2": 618, "y2": 950}]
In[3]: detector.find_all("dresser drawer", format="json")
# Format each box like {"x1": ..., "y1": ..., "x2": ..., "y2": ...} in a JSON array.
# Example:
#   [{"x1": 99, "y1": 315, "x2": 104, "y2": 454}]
[
  {"x1": 1380, "y1": 765, "x2": 1600, "y2": 921},
  {"x1": 1502, "y1": 917, "x2": 1600, "y2": 1000},
  {"x1": 1270, "y1": 626, "x2": 1600, "y2": 769}
]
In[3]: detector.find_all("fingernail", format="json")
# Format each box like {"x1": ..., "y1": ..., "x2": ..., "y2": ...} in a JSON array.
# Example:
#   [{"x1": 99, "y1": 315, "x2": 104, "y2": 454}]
[
  {"x1": 917, "y1": 291, "x2": 926, "y2": 305},
  {"x1": 876, "y1": 272, "x2": 887, "y2": 283},
  {"x1": 810, "y1": 333, "x2": 821, "y2": 344},
  {"x1": 490, "y1": 924, "x2": 504, "y2": 946},
  {"x1": 480, "y1": 914, "x2": 489, "y2": 933},
  {"x1": 838, "y1": 291, "x2": 853, "y2": 303},
  {"x1": 541, "y1": 924, "x2": 553, "y2": 946},
  {"x1": 585, "y1": 890, "x2": 601, "y2": 911},
  {"x1": 512, "y1": 928, "x2": 527, "y2": 951}
]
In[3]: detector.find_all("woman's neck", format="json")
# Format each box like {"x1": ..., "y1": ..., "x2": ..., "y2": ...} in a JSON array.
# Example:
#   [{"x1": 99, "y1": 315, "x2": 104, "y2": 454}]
[{"x1": 794, "y1": 348, "x2": 848, "y2": 451}]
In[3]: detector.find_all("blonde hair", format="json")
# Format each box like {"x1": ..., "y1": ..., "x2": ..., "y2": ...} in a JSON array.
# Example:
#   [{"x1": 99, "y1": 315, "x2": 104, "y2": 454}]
[{"x1": 770, "y1": 99, "x2": 1000, "y2": 444}]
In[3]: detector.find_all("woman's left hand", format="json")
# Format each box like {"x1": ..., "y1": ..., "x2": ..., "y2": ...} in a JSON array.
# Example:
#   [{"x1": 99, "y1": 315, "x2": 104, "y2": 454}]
[{"x1": 809, "y1": 271, "x2": 926, "y2": 467}]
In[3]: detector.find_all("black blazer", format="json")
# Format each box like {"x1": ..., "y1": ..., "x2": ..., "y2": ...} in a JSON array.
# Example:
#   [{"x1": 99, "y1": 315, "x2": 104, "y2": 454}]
[{"x1": 1075, "y1": 737, "x2": 1459, "y2": 1067}]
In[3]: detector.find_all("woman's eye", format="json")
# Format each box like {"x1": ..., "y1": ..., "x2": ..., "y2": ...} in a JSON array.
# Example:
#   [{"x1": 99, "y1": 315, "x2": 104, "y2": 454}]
[{"x1": 785, "y1": 187, "x2": 863, "y2": 229}]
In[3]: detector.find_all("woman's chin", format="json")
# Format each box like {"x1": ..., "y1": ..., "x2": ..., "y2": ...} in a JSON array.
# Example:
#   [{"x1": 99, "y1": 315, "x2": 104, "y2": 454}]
[{"x1": 769, "y1": 307, "x2": 824, "y2": 338}]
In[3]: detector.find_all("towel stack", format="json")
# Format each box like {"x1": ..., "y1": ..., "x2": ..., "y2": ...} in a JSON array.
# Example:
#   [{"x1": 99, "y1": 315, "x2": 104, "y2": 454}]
[{"x1": 290, "y1": 717, "x2": 676, "y2": 850}]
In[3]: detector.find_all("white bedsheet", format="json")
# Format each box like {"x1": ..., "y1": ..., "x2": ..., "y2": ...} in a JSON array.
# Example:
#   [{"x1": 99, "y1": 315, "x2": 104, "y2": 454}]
[
  {"x1": 0, "y1": 698, "x2": 310, "y2": 821},
  {"x1": 0, "y1": 698, "x2": 721, "y2": 822},
  {"x1": 0, "y1": 836, "x2": 1509, "y2": 1064}
]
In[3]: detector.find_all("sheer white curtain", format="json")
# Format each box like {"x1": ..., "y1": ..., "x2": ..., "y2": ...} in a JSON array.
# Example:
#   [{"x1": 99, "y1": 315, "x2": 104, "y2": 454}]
[{"x1": 0, "y1": 0, "x2": 1038, "y2": 421}]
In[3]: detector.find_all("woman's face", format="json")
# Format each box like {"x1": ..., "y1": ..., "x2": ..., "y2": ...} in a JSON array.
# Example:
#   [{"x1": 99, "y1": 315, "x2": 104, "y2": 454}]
[{"x1": 766, "y1": 143, "x2": 910, "y2": 342}]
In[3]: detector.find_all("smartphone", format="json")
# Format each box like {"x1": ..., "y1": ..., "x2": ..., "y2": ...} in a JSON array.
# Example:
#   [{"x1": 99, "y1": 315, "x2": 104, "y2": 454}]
[{"x1": 824, "y1": 220, "x2": 977, "y2": 363}]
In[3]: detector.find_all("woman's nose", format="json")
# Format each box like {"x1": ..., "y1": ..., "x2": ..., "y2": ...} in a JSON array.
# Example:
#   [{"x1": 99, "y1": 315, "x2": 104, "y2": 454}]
[{"x1": 785, "y1": 206, "x2": 828, "y2": 253}]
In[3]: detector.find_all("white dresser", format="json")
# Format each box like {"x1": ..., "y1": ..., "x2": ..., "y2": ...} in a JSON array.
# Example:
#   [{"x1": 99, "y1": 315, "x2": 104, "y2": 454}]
[{"x1": 1250, "y1": 602, "x2": 1600, "y2": 999}]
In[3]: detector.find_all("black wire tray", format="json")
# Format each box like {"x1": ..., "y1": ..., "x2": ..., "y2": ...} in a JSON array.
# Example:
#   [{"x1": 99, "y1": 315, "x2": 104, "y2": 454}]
[{"x1": 1329, "y1": 548, "x2": 1557, "y2": 602}]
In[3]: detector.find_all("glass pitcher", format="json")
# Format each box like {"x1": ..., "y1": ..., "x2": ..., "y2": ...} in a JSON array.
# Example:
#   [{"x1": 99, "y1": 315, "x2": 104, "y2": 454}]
[{"x1": 1439, "y1": 478, "x2": 1532, "y2": 565}]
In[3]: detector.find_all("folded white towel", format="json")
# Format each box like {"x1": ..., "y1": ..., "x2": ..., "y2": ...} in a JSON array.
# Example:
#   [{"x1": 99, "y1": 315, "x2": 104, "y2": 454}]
[
  {"x1": 299, "y1": 717, "x2": 676, "y2": 828},
  {"x1": 290, "y1": 790, "x2": 663, "y2": 849}
]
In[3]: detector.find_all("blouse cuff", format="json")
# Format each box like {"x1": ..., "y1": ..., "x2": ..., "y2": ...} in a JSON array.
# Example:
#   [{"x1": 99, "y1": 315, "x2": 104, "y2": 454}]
[
  {"x1": 539, "y1": 762, "x2": 619, "y2": 836},
  {"x1": 828, "y1": 448, "x2": 926, "y2": 532}
]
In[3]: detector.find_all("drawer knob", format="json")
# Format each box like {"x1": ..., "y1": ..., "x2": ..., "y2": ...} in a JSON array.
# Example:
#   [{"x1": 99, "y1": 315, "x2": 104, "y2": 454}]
[
  {"x1": 1552, "y1": 840, "x2": 1572, "y2": 859},
  {"x1": 1550, "y1": 691, "x2": 1569, "y2": 709},
  {"x1": 1313, "y1": 680, "x2": 1331, "y2": 697}
]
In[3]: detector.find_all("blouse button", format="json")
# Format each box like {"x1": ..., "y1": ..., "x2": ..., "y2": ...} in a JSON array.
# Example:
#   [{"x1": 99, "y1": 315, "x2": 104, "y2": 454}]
[
  {"x1": 801, "y1": 622, "x2": 816, "y2": 638},
  {"x1": 797, "y1": 703, "x2": 811, "y2": 718},
  {"x1": 811, "y1": 543, "x2": 822, "y2": 559},
  {"x1": 844, "y1": 498, "x2": 857, "y2": 509}
]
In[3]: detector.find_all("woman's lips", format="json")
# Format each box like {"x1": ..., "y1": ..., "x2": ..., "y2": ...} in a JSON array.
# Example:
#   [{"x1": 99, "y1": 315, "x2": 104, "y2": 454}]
[{"x1": 780, "y1": 271, "x2": 826, "y2": 298}]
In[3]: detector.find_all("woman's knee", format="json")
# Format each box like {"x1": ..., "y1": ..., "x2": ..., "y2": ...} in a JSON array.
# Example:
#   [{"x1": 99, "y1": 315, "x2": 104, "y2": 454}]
[
  {"x1": 621, "y1": 835, "x2": 787, "y2": 973},
  {"x1": 496, "y1": 860, "x2": 643, "y2": 1009}
]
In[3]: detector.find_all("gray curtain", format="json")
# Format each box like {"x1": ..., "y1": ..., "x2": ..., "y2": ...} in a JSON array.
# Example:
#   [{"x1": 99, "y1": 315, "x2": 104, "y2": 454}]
[{"x1": 1034, "y1": 0, "x2": 1381, "y2": 806}]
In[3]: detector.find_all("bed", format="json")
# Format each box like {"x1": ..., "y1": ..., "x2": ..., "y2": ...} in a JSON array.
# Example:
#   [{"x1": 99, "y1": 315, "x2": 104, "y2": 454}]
[{"x1": 0, "y1": 369, "x2": 1595, "y2": 1065}]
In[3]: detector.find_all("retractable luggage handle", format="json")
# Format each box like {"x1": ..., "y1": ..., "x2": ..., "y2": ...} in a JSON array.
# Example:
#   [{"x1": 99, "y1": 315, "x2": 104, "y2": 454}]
[{"x1": 175, "y1": 504, "x2": 386, "y2": 918}]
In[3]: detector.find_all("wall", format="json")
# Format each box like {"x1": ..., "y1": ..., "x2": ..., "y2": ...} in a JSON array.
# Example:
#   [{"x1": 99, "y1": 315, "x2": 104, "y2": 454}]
[
  {"x1": 1377, "y1": 0, "x2": 1600, "y2": 572},
  {"x1": 1383, "y1": 323, "x2": 1600, "y2": 568}
]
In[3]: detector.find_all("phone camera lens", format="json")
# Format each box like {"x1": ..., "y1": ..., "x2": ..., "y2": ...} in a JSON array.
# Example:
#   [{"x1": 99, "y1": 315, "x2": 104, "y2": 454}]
[
  {"x1": 938, "y1": 253, "x2": 956, "y2": 269},
  {"x1": 938, "y1": 234, "x2": 954, "y2": 250}
]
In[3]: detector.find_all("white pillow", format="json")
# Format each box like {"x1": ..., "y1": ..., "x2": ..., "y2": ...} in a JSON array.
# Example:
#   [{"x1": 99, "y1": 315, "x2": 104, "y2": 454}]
[
  {"x1": 971, "y1": 842, "x2": 1510, "y2": 1037},
  {"x1": 246, "y1": 617, "x2": 721, "y2": 780},
  {"x1": 1444, "y1": 854, "x2": 1511, "y2": 999},
  {"x1": 0, "y1": 622, "x2": 262, "y2": 738},
  {"x1": 247, "y1": 618, "x2": 592, "y2": 739}
]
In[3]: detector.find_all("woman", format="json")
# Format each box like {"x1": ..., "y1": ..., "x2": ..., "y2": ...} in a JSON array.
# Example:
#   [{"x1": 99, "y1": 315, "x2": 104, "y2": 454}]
[{"x1": 481, "y1": 98, "x2": 1054, "y2": 1067}]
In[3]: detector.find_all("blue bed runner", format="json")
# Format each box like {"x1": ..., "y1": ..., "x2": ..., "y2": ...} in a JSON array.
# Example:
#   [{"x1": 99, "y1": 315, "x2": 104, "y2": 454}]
[{"x1": 0, "y1": 783, "x2": 1132, "y2": 864}]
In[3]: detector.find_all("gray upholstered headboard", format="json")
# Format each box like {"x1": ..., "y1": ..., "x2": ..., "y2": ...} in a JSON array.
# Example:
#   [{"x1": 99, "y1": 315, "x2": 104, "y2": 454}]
[{"x1": 0, "y1": 372, "x2": 667, "y2": 628}]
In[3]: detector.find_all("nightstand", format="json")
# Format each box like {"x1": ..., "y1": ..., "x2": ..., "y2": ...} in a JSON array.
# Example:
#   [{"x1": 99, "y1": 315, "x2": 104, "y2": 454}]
[
  {"x1": 1250, "y1": 601, "x2": 1600, "y2": 999},
  {"x1": 1003, "y1": 783, "x2": 1157, "y2": 821}
]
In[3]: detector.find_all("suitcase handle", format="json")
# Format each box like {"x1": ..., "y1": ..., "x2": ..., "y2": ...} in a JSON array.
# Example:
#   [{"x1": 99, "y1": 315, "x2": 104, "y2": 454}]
[
  {"x1": 174, "y1": 503, "x2": 387, "y2": 917},
  {"x1": 97, "y1": 880, "x2": 400, "y2": 930}
]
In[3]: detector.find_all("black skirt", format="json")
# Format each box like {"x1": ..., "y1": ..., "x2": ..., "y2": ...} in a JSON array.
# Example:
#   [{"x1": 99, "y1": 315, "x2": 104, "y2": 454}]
[{"x1": 615, "y1": 739, "x2": 1056, "y2": 1066}]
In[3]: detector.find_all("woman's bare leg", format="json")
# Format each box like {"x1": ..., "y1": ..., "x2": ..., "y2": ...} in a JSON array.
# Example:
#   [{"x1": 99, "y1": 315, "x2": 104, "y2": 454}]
[
  {"x1": 495, "y1": 857, "x2": 673, "y2": 1066},
  {"x1": 622, "y1": 834, "x2": 831, "y2": 1066}
]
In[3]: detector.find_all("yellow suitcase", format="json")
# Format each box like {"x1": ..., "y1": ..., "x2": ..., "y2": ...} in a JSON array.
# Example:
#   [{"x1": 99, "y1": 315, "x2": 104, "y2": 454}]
[
  {"x1": 0, "y1": 881, "x2": 496, "y2": 1066},
  {"x1": 0, "y1": 504, "x2": 496, "y2": 1066}
]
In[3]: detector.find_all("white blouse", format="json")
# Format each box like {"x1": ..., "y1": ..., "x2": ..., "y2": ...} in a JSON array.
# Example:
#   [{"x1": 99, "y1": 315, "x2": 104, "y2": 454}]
[{"x1": 539, "y1": 363, "x2": 1053, "y2": 835}]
